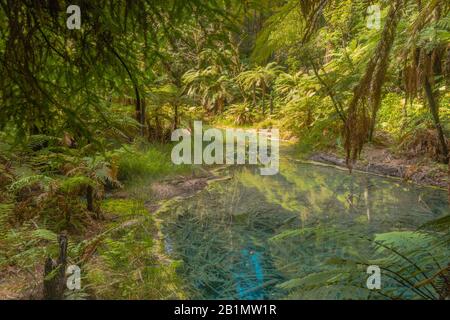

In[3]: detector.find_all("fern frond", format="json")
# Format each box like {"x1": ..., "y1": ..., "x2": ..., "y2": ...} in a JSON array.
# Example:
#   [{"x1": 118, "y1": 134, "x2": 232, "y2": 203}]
[{"x1": 8, "y1": 175, "x2": 54, "y2": 193}]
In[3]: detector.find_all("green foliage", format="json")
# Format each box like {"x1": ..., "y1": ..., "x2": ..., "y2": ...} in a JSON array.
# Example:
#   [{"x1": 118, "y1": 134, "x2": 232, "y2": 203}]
[
  {"x1": 0, "y1": 0, "x2": 448, "y2": 300},
  {"x1": 183, "y1": 66, "x2": 236, "y2": 113},
  {"x1": 221, "y1": 103, "x2": 256, "y2": 126},
  {"x1": 59, "y1": 176, "x2": 96, "y2": 194},
  {"x1": 236, "y1": 62, "x2": 283, "y2": 114},
  {"x1": 8, "y1": 175, "x2": 54, "y2": 194},
  {"x1": 0, "y1": 1, "x2": 237, "y2": 139},
  {"x1": 101, "y1": 199, "x2": 148, "y2": 217},
  {"x1": 84, "y1": 199, "x2": 185, "y2": 299},
  {"x1": 274, "y1": 224, "x2": 449, "y2": 300},
  {"x1": 114, "y1": 144, "x2": 190, "y2": 182},
  {"x1": 420, "y1": 214, "x2": 450, "y2": 233},
  {"x1": 0, "y1": 223, "x2": 58, "y2": 270},
  {"x1": 376, "y1": 93, "x2": 445, "y2": 142}
]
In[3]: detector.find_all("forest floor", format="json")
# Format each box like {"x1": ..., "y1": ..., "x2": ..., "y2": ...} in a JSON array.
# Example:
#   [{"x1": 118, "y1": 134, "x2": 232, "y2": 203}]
[{"x1": 0, "y1": 167, "x2": 223, "y2": 299}]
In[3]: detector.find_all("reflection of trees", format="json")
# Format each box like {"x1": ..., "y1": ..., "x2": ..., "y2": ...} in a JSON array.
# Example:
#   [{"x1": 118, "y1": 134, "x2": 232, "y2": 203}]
[
  {"x1": 162, "y1": 162, "x2": 447, "y2": 299},
  {"x1": 241, "y1": 160, "x2": 443, "y2": 229},
  {"x1": 364, "y1": 177, "x2": 372, "y2": 222},
  {"x1": 236, "y1": 161, "x2": 446, "y2": 298}
]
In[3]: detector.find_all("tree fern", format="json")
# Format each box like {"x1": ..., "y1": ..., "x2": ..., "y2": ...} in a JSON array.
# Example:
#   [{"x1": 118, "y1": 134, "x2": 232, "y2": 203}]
[{"x1": 8, "y1": 175, "x2": 54, "y2": 193}]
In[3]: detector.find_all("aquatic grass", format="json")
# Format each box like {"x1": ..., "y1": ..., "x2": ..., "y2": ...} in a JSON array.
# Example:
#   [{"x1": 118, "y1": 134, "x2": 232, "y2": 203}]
[{"x1": 160, "y1": 161, "x2": 448, "y2": 300}]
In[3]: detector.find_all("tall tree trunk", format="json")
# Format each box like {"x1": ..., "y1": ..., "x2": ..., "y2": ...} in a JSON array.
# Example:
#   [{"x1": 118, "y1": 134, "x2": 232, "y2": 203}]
[
  {"x1": 140, "y1": 98, "x2": 146, "y2": 136},
  {"x1": 217, "y1": 96, "x2": 224, "y2": 114},
  {"x1": 252, "y1": 83, "x2": 257, "y2": 110},
  {"x1": 86, "y1": 185, "x2": 94, "y2": 212},
  {"x1": 173, "y1": 103, "x2": 179, "y2": 130},
  {"x1": 269, "y1": 91, "x2": 274, "y2": 114},
  {"x1": 368, "y1": 113, "x2": 376, "y2": 142},
  {"x1": 306, "y1": 105, "x2": 312, "y2": 128},
  {"x1": 155, "y1": 114, "x2": 163, "y2": 142},
  {"x1": 344, "y1": 0, "x2": 404, "y2": 167},
  {"x1": 135, "y1": 94, "x2": 142, "y2": 134},
  {"x1": 423, "y1": 77, "x2": 449, "y2": 164},
  {"x1": 261, "y1": 85, "x2": 266, "y2": 115},
  {"x1": 107, "y1": 43, "x2": 144, "y2": 136}
]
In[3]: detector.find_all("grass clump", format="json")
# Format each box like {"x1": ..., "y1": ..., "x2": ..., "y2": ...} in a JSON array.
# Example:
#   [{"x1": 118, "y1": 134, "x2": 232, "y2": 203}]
[{"x1": 114, "y1": 144, "x2": 191, "y2": 183}]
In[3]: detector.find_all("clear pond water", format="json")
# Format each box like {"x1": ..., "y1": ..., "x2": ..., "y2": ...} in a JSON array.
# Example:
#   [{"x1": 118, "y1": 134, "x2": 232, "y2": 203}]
[{"x1": 162, "y1": 159, "x2": 449, "y2": 299}]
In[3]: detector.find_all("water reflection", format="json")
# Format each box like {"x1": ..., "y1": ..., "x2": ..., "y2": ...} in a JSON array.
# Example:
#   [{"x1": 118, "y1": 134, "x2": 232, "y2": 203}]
[{"x1": 162, "y1": 159, "x2": 448, "y2": 299}]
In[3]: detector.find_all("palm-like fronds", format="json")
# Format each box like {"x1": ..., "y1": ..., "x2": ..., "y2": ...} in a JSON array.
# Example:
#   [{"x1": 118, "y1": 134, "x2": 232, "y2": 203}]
[{"x1": 183, "y1": 65, "x2": 236, "y2": 112}]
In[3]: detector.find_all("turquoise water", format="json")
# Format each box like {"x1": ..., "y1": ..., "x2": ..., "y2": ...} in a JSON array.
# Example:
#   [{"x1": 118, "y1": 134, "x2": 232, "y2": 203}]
[{"x1": 162, "y1": 159, "x2": 449, "y2": 299}]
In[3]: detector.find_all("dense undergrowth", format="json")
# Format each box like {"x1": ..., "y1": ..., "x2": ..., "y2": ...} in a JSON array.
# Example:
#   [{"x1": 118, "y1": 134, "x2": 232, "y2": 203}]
[{"x1": 0, "y1": 135, "x2": 192, "y2": 299}]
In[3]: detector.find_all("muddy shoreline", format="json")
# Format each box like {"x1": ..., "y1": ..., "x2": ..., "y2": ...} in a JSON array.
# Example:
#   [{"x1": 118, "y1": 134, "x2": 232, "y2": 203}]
[{"x1": 309, "y1": 152, "x2": 448, "y2": 189}]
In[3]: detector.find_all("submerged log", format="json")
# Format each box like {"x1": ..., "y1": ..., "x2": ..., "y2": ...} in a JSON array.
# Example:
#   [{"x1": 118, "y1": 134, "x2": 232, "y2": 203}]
[
  {"x1": 310, "y1": 153, "x2": 404, "y2": 177},
  {"x1": 309, "y1": 152, "x2": 447, "y2": 188}
]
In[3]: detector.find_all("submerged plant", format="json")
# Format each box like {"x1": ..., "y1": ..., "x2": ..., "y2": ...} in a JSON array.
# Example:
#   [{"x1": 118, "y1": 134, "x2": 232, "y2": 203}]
[{"x1": 273, "y1": 215, "x2": 450, "y2": 300}]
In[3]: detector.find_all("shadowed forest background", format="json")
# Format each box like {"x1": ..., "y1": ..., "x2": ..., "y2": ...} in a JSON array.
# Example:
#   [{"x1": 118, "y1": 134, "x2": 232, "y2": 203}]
[{"x1": 0, "y1": 0, "x2": 449, "y2": 300}]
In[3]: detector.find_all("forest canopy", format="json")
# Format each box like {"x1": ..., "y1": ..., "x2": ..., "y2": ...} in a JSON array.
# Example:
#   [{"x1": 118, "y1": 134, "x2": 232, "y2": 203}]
[{"x1": 0, "y1": 0, "x2": 448, "y2": 163}]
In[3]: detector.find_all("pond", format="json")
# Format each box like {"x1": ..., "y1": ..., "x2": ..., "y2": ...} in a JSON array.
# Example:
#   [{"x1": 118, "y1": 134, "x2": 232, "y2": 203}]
[{"x1": 161, "y1": 158, "x2": 449, "y2": 300}]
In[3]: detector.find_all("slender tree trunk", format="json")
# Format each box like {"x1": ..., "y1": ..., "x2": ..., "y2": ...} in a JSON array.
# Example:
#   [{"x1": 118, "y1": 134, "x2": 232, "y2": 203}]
[
  {"x1": 401, "y1": 97, "x2": 408, "y2": 130},
  {"x1": 107, "y1": 43, "x2": 144, "y2": 136},
  {"x1": 173, "y1": 103, "x2": 179, "y2": 130},
  {"x1": 368, "y1": 112, "x2": 377, "y2": 142},
  {"x1": 140, "y1": 98, "x2": 146, "y2": 136},
  {"x1": 306, "y1": 105, "x2": 312, "y2": 128},
  {"x1": 261, "y1": 90, "x2": 265, "y2": 115},
  {"x1": 86, "y1": 185, "x2": 94, "y2": 212},
  {"x1": 155, "y1": 114, "x2": 163, "y2": 142},
  {"x1": 252, "y1": 83, "x2": 257, "y2": 110},
  {"x1": 261, "y1": 83, "x2": 266, "y2": 115},
  {"x1": 217, "y1": 97, "x2": 224, "y2": 114},
  {"x1": 269, "y1": 92, "x2": 274, "y2": 114},
  {"x1": 424, "y1": 77, "x2": 449, "y2": 164}
]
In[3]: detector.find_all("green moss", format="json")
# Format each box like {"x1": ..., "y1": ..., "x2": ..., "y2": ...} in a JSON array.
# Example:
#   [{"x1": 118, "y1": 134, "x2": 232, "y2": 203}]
[
  {"x1": 101, "y1": 199, "x2": 147, "y2": 217},
  {"x1": 59, "y1": 176, "x2": 95, "y2": 194}
]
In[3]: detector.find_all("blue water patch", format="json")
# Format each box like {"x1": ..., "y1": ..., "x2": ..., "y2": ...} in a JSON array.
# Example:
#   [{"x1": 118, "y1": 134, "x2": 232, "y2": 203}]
[{"x1": 233, "y1": 249, "x2": 265, "y2": 300}]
